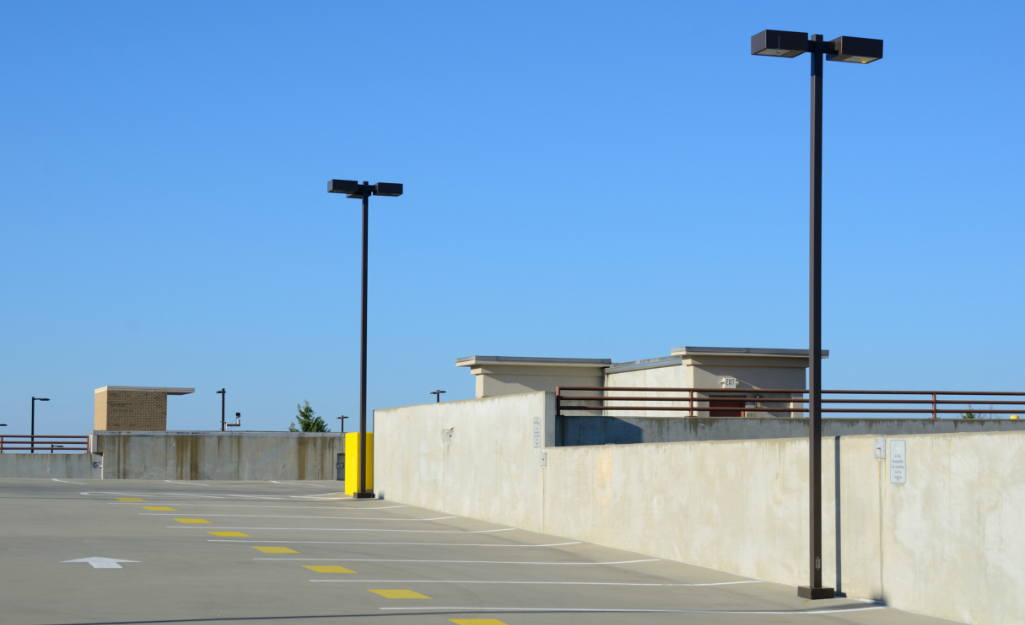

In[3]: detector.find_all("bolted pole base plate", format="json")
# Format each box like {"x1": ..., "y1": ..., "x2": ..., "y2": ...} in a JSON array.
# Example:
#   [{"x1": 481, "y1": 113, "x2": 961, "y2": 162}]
[
  {"x1": 798, "y1": 586, "x2": 835, "y2": 600},
  {"x1": 353, "y1": 491, "x2": 376, "y2": 499}
]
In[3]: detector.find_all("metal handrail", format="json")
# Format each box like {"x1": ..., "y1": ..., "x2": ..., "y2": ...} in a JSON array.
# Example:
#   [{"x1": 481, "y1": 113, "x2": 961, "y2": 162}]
[
  {"x1": 555, "y1": 387, "x2": 1025, "y2": 419},
  {"x1": 0, "y1": 435, "x2": 90, "y2": 453}
]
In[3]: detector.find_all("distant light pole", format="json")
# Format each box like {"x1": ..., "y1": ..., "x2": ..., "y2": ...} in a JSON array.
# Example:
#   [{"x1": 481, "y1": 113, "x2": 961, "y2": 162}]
[
  {"x1": 31, "y1": 397, "x2": 50, "y2": 453},
  {"x1": 751, "y1": 29, "x2": 883, "y2": 601},
  {"x1": 337, "y1": 415, "x2": 349, "y2": 435},
  {"x1": 216, "y1": 388, "x2": 227, "y2": 431},
  {"x1": 430, "y1": 390, "x2": 446, "y2": 403},
  {"x1": 327, "y1": 179, "x2": 403, "y2": 499}
]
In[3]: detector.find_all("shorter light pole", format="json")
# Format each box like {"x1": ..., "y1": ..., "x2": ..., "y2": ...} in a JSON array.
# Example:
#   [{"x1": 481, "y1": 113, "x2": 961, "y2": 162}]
[
  {"x1": 216, "y1": 389, "x2": 226, "y2": 431},
  {"x1": 31, "y1": 397, "x2": 49, "y2": 454},
  {"x1": 430, "y1": 390, "x2": 446, "y2": 403},
  {"x1": 337, "y1": 415, "x2": 349, "y2": 435}
]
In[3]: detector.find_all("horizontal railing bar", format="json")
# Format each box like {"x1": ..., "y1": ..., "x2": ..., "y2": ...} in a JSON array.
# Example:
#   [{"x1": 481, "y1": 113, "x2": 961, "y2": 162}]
[
  {"x1": 0, "y1": 435, "x2": 89, "y2": 438},
  {"x1": 558, "y1": 387, "x2": 1025, "y2": 396},
  {"x1": 560, "y1": 406, "x2": 1024, "y2": 414},
  {"x1": 561, "y1": 396, "x2": 1025, "y2": 406}
]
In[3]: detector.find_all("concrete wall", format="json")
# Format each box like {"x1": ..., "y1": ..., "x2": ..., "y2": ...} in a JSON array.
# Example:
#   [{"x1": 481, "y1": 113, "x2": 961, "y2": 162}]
[
  {"x1": 560, "y1": 415, "x2": 1025, "y2": 446},
  {"x1": 375, "y1": 393, "x2": 555, "y2": 532},
  {"x1": 375, "y1": 391, "x2": 1025, "y2": 625},
  {"x1": 0, "y1": 453, "x2": 103, "y2": 479},
  {"x1": 93, "y1": 431, "x2": 343, "y2": 480}
]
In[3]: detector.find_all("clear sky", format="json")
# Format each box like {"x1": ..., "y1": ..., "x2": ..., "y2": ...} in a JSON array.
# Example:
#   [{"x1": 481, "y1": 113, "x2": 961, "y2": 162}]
[{"x1": 2, "y1": 1, "x2": 1022, "y2": 434}]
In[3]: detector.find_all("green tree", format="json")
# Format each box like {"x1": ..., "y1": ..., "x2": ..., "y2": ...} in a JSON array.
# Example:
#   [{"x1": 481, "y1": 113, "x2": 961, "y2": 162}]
[{"x1": 289, "y1": 400, "x2": 330, "y2": 432}]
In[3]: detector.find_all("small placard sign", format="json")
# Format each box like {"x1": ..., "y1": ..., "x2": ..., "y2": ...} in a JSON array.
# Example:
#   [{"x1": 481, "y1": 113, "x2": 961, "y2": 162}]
[
  {"x1": 532, "y1": 417, "x2": 542, "y2": 448},
  {"x1": 721, "y1": 377, "x2": 739, "y2": 389},
  {"x1": 889, "y1": 440, "x2": 906, "y2": 484}
]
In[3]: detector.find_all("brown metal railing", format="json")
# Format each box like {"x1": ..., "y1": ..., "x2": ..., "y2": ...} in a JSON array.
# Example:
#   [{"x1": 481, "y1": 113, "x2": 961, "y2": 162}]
[
  {"x1": 555, "y1": 387, "x2": 1025, "y2": 419},
  {"x1": 0, "y1": 435, "x2": 91, "y2": 453}
]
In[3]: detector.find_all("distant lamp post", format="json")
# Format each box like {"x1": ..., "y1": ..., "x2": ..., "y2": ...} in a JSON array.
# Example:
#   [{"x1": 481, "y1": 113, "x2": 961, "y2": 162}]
[
  {"x1": 430, "y1": 390, "x2": 446, "y2": 403},
  {"x1": 31, "y1": 397, "x2": 50, "y2": 454},
  {"x1": 751, "y1": 29, "x2": 883, "y2": 601},
  {"x1": 216, "y1": 388, "x2": 227, "y2": 431},
  {"x1": 337, "y1": 415, "x2": 349, "y2": 435},
  {"x1": 327, "y1": 179, "x2": 404, "y2": 499}
]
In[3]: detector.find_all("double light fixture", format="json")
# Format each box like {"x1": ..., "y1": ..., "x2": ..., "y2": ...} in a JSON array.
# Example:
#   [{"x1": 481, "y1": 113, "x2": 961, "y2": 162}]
[
  {"x1": 751, "y1": 30, "x2": 883, "y2": 64},
  {"x1": 327, "y1": 180, "x2": 403, "y2": 198}
]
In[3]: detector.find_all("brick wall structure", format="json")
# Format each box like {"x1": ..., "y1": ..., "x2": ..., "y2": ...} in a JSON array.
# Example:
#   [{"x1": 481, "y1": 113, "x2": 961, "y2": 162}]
[{"x1": 94, "y1": 386, "x2": 195, "y2": 431}]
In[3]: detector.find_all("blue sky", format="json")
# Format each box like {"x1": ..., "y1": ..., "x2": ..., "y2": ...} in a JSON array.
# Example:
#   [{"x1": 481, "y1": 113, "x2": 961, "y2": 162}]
[{"x1": 1, "y1": 1, "x2": 1022, "y2": 434}]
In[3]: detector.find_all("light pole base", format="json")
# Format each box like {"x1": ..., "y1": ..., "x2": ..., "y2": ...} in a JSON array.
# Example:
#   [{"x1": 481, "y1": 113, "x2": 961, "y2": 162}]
[
  {"x1": 798, "y1": 586, "x2": 835, "y2": 600},
  {"x1": 353, "y1": 491, "x2": 376, "y2": 499}
]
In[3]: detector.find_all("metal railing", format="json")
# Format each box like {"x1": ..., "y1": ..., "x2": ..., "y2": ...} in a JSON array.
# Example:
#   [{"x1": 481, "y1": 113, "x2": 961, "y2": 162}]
[
  {"x1": 0, "y1": 435, "x2": 91, "y2": 453},
  {"x1": 555, "y1": 387, "x2": 1025, "y2": 419}
]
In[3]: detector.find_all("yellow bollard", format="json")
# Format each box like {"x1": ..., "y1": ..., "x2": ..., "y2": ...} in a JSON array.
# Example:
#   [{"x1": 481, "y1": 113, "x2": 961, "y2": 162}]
[{"x1": 344, "y1": 432, "x2": 373, "y2": 495}]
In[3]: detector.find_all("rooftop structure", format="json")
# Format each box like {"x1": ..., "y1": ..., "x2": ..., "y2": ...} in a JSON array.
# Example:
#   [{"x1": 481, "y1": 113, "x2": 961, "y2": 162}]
[{"x1": 94, "y1": 386, "x2": 195, "y2": 431}]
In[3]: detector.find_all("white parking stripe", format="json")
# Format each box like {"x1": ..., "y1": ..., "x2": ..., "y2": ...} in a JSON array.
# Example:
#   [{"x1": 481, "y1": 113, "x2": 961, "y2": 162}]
[
  {"x1": 256, "y1": 558, "x2": 659, "y2": 565},
  {"x1": 211, "y1": 540, "x2": 581, "y2": 547},
  {"x1": 379, "y1": 606, "x2": 884, "y2": 615},
  {"x1": 142, "y1": 513, "x2": 455, "y2": 521},
  {"x1": 269, "y1": 481, "x2": 329, "y2": 488},
  {"x1": 170, "y1": 526, "x2": 515, "y2": 534},
  {"x1": 312, "y1": 579, "x2": 760, "y2": 587},
  {"x1": 110, "y1": 502, "x2": 407, "y2": 510}
]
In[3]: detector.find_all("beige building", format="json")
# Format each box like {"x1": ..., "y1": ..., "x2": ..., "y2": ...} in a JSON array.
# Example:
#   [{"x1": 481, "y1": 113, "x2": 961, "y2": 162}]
[
  {"x1": 94, "y1": 386, "x2": 195, "y2": 431},
  {"x1": 457, "y1": 346, "x2": 828, "y2": 417}
]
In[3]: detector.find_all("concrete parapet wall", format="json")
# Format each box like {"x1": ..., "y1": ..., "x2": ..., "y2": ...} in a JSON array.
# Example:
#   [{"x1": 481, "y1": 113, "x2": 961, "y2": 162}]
[
  {"x1": 561, "y1": 414, "x2": 1025, "y2": 445},
  {"x1": 93, "y1": 431, "x2": 343, "y2": 480},
  {"x1": 375, "y1": 391, "x2": 1024, "y2": 625},
  {"x1": 375, "y1": 393, "x2": 555, "y2": 532},
  {"x1": 0, "y1": 453, "x2": 102, "y2": 479}
]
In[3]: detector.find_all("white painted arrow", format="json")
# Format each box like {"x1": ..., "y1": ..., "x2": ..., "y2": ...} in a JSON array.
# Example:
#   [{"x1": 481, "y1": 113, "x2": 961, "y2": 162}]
[{"x1": 63, "y1": 557, "x2": 139, "y2": 569}]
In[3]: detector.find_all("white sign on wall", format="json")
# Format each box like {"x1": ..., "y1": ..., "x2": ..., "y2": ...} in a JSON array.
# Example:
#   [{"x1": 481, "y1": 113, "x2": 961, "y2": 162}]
[
  {"x1": 889, "y1": 440, "x2": 906, "y2": 484},
  {"x1": 721, "y1": 377, "x2": 739, "y2": 389},
  {"x1": 532, "y1": 417, "x2": 542, "y2": 448}
]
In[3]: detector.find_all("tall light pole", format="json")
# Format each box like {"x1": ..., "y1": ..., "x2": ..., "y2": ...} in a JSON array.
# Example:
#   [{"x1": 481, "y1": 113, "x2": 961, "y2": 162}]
[
  {"x1": 327, "y1": 179, "x2": 403, "y2": 499},
  {"x1": 431, "y1": 390, "x2": 446, "y2": 403},
  {"x1": 216, "y1": 388, "x2": 226, "y2": 432},
  {"x1": 31, "y1": 397, "x2": 50, "y2": 453},
  {"x1": 337, "y1": 415, "x2": 348, "y2": 435},
  {"x1": 751, "y1": 30, "x2": 883, "y2": 600}
]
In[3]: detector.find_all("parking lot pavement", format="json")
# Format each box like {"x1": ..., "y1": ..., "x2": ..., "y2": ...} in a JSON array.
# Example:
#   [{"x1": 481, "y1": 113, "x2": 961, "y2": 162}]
[{"x1": 0, "y1": 479, "x2": 949, "y2": 625}]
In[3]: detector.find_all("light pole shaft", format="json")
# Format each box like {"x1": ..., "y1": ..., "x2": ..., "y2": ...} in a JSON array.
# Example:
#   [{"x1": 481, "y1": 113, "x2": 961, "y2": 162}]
[
  {"x1": 808, "y1": 33, "x2": 825, "y2": 592},
  {"x1": 358, "y1": 185, "x2": 370, "y2": 495},
  {"x1": 220, "y1": 390, "x2": 226, "y2": 432},
  {"x1": 31, "y1": 399, "x2": 35, "y2": 454}
]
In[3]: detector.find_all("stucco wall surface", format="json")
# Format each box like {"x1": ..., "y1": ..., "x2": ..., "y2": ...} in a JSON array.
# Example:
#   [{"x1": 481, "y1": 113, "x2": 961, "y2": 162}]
[
  {"x1": 0, "y1": 453, "x2": 103, "y2": 479},
  {"x1": 375, "y1": 393, "x2": 555, "y2": 532},
  {"x1": 94, "y1": 431, "x2": 342, "y2": 480}
]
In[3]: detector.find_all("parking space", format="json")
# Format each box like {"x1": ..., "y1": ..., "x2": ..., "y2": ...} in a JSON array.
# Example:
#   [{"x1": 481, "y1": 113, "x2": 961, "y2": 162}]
[{"x1": 0, "y1": 479, "x2": 948, "y2": 624}]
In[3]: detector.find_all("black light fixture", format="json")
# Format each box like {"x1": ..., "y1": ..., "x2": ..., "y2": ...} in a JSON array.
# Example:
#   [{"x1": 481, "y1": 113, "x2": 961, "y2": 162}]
[
  {"x1": 751, "y1": 29, "x2": 882, "y2": 601},
  {"x1": 327, "y1": 179, "x2": 404, "y2": 499},
  {"x1": 751, "y1": 30, "x2": 883, "y2": 63},
  {"x1": 30, "y1": 397, "x2": 50, "y2": 454},
  {"x1": 430, "y1": 390, "x2": 446, "y2": 403}
]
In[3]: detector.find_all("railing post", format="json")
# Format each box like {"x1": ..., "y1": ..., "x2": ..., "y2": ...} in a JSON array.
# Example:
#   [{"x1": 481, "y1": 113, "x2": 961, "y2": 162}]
[
  {"x1": 932, "y1": 393, "x2": 937, "y2": 420},
  {"x1": 689, "y1": 389, "x2": 694, "y2": 418}
]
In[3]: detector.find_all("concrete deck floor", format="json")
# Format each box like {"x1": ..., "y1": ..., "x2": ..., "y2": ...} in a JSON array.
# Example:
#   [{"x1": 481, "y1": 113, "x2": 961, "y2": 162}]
[{"x1": 0, "y1": 479, "x2": 953, "y2": 625}]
